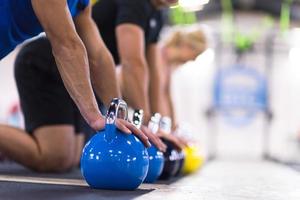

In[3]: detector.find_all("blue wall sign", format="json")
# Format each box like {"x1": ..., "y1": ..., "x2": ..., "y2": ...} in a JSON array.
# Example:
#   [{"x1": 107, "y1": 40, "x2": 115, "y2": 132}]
[{"x1": 213, "y1": 65, "x2": 268, "y2": 126}]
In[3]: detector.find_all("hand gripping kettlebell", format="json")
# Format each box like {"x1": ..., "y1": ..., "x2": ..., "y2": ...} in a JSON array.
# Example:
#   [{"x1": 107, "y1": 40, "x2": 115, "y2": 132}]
[
  {"x1": 143, "y1": 113, "x2": 165, "y2": 183},
  {"x1": 80, "y1": 98, "x2": 149, "y2": 190},
  {"x1": 159, "y1": 117, "x2": 181, "y2": 180}
]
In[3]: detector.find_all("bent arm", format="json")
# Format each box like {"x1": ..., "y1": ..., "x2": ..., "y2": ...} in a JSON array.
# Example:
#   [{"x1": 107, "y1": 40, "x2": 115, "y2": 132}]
[{"x1": 31, "y1": 0, "x2": 102, "y2": 130}]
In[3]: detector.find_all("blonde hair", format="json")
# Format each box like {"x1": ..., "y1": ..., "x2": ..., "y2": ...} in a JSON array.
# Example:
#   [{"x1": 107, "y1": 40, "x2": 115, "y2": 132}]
[{"x1": 165, "y1": 29, "x2": 207, "y2": 55}]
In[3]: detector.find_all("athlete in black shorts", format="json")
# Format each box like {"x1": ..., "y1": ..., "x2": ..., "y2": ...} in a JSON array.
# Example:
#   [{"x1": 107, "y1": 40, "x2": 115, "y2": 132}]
[
  {"x1": 15, "y1": 37, "x2": 107, "y2": 134},
  {"x1": 15, "y1": 38, "x2": 94, "y2": 170},
  {"x1": 0, "y1": 2, "x2": 152, "y2": 172}
]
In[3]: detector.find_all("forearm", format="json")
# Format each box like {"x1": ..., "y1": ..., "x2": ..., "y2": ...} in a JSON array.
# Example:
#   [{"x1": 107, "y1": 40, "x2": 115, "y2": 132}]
[
  {"x1": 161, "y1": 71, "x2": 177, "y2": 130},
  {"x1": 74, "y1": 5, "x2": 120, "y2": 108},
  {"x1": 90, "y1": 48, "x2": 121, "y2": 107},
  {"x1": 160, "y1": 90, "x2": 177, "y2": 129},
  {"x1": 148, "y1": 65, "x2": 163, "y2": 114},
  {"x1": 115, "y1": 24, "x2": 151, "y2": 121},
  {"x1": 167, "y1": 93, "x2": 177, "y2": 130},
  {"x1": 121, "y1": 60, "x2": 151, "y2": 122},
  {"x1": 51, "y1": 36, "x2": 101, "y2": 124},
  {"x1": 146, "y1": 44, "x2": 166, "y2": 118},
  {"x1": 32, "y1": 0, "x2": 103, "y2": 129}
]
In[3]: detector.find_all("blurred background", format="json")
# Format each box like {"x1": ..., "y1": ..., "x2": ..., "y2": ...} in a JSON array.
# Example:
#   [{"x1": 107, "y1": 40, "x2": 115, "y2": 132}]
[{"x1": 1, "y1": 0, "x2": 300, "y2": 165}]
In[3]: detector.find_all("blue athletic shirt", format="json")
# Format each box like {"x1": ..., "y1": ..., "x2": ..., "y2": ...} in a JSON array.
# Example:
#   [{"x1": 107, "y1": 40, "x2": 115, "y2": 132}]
[{"x1": 0, "y1": 0, "x2": 89, "y2": 59}]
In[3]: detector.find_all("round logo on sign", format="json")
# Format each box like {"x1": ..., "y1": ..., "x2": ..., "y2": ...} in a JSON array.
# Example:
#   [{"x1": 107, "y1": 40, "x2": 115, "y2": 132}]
[{"x1": 213, "y1": 65, "x2": 268, "y2": 126}]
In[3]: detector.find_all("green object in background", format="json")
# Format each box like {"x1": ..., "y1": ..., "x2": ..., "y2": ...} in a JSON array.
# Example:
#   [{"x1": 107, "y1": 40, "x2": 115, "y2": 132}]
[
  {"x1": 234, "y1": 32, "x2": 254, "y2": 53},
  {"x1": 170, "y1": 6, "x2": 197, "y2": 25},
  {"x1": 221, "y1": 0, "x2": 234, "y2": 43},
  {"x1": 221, "y1": 0, "x2": 275, "y2": 53},
  {"x1": 262, "y1": 15, "x2": 275, "y2": 30},
  {"x1": 280, "y1": 0, "x2": 293, "y2": 34},
  {"x1": 234, "y1": 16, "x2": 274, "y2": 53}
]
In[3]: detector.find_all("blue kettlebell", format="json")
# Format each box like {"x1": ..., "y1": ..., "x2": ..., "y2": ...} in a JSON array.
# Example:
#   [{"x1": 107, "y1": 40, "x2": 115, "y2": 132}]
[
  {"x1": 144, "y1": 113, "x2": 165, "y2": 183},
  {"x1": 81, "y1": 98, "x2": 149, "y2": 190}
]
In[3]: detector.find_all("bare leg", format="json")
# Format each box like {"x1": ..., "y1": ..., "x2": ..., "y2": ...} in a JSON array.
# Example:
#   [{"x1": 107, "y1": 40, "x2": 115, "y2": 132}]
[
  {"x1": 0, "y1": 124, "x2": 77, "y2": 172},
  {"x1": 0, "y1": 151, "x2": 5, "y2": 161}
]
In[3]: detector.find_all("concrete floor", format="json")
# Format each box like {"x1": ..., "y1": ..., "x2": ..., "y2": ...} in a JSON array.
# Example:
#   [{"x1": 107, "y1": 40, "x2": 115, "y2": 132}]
[{"x1": 1, "y1": 160, "x2": 300, "y2": 200}]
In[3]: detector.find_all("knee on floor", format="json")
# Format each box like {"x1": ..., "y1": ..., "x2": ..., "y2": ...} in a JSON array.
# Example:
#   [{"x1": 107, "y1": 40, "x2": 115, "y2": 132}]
[{"x1": 33, "y1": 149, "x2": 76, "y2": 172}]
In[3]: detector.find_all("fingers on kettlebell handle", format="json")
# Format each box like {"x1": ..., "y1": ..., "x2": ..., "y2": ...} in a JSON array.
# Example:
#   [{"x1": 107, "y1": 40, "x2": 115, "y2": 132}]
[
  {"x1": 116, "y1": 120, "x2": 131, "y2": 134},
  {"x1": 159, "y1": 140, "x2": 167, "y2": 152},
  {"x1": 133, "y1": 128, "x2": 151, "y2": 147},
  {"x1": 126, "y1": 120, "x2": 151, "y2": 147},
  {"x1": 174, "y1": 137, "x2": 185, "y2": 151},
  {"x1": 116, "y1": 119, "x2": 150, "y2": 148},
  {"x1": 152, "y1": 135, "x2": 167, "y2": 152}
]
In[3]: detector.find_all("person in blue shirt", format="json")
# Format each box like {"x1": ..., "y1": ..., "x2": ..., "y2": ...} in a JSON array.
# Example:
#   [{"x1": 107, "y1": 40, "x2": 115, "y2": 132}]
[{"x1": 0, "y1": 0, "x2": 150, "y2": 171}]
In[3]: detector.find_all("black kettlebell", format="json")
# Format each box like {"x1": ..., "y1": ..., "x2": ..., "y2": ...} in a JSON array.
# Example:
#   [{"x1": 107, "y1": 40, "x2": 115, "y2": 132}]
[
  {"x1": 158, "y1": 117, "x2": 181, "y2": 180},
  {"x1": 174, "y1": 149, "x2": 185, "y2": 176},
  {"x1": 173, "y1": 126, "x2": 186, "y2": 177}
]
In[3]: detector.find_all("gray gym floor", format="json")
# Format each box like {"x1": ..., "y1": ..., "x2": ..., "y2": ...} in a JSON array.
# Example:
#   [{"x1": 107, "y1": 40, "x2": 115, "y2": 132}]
[{"x1": 1, "y1": 160, "x2": 300, "y2": 200}]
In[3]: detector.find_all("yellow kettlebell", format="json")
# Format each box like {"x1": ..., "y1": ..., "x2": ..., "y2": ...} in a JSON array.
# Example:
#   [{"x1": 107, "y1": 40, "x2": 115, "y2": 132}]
[{"x1": 182, "y1": 145, "x2": 204, "y2": 174}]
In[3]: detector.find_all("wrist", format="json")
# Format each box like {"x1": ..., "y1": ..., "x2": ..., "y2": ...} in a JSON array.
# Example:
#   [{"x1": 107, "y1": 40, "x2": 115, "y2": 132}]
[
  {"x1": 142, "y1": 112, "x2": 151, "y2": 126},
  {"x1": 80, "y1": 102, "x2": 104, "y2": 130},
  {"x1": 172, "y1": 123, "x2": 179, "y2": 132}
]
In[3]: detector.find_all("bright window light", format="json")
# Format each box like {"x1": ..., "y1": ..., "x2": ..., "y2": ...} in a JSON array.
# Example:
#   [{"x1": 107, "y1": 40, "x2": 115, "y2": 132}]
[
  {"x1": 178, "y1": 0, "x2": 209, "y2": 12},
  {"x1": 289, "y1": 47, "x2": 300, "y2": 65}
]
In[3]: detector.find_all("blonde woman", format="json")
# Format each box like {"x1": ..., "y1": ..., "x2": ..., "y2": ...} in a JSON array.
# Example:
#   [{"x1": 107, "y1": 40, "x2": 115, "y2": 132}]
[{"x1": 159, "y1": 28, "x2": 208, "y2": 132}]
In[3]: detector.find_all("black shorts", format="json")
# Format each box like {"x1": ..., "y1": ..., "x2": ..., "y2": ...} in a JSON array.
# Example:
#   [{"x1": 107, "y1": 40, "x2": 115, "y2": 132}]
[{"x1": 14, "y1": 37, "x2": 93, "y2": 135}]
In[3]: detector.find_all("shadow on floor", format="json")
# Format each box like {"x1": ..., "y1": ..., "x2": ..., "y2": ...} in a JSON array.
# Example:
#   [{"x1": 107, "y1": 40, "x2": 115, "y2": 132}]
[
  {"x1": 0, "y1": 182, "x2": 154, "y2": 200},
  {"x1": 0, "y1": 163, "x2": 83, "y2": 179},
  {"x1": 156, "y1": 175, "x2": 183, "y2": 185},
  {"x1": 0, "y1": 162, "x2": 194, "y2": 200}
]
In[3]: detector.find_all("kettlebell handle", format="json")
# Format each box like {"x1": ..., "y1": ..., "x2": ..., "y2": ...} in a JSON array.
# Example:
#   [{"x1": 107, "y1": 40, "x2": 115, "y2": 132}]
[
  {"x1": 159, "y1": 116, "x2": 172, "y2": 134},
  {"x1": 106, "y1": 98, "x2": 128, "y2": 124},
  {"x1": 148, "y1": 113, "x2": 161, "y2": 134},
  {"x1": 132, "y1": 110, "x2": 144, "y2": 129}
]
